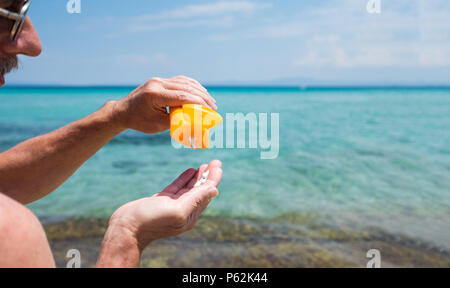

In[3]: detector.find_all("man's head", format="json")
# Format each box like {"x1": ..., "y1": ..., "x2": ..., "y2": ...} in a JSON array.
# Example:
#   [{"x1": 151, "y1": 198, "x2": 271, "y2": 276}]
[{"x1": 0, "y1": 0, "x2": 41, "y2": 87}]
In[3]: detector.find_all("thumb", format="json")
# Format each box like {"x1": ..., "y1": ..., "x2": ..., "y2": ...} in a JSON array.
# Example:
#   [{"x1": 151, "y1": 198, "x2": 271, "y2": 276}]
[
  {"x1": 159, "y1": 112, "x2": 170, "y2": 131},
  {"x1": 181, "y1": 183, "x2": 218, "y2": 211}
]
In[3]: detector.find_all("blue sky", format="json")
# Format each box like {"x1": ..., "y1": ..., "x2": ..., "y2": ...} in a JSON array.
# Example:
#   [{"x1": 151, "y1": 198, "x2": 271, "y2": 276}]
[{"x1": 6, "y1": 0, "x2": 450, "y2": 86}]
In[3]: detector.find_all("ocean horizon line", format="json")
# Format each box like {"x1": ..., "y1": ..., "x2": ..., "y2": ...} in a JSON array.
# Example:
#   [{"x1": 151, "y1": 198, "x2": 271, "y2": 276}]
[{"x1": 2, "y1": 84, "x2": 450, "y2": 90}]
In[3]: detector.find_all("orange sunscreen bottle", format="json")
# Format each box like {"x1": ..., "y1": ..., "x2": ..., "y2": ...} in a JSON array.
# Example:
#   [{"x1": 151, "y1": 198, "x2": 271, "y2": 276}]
[{"x1": 170, "y1": 104, "x2": 223, "y2": 149}]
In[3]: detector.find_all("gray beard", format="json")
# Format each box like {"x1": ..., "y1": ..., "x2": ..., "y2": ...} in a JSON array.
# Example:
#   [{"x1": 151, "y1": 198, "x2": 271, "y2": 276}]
[{"x1": 0, "y1": 54, "x2": 18, "y2": 77}]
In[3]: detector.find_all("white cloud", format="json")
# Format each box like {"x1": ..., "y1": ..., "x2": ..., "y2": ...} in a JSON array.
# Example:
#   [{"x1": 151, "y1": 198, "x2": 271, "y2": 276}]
[
  {"x1": 116, "y1": 53, "x2": 167, "y2": 66},
  {"x1": 210, "y1": 21, "x2": 305, "y2": 40},
  {"x1": 293, "y1": 0, "x2": 450, "y2": 68},
  {"x1": 418, "y1": 44, "x2": 450, "y2": 67},
  {"x1": 79, "y1": 0, "x2": 450, "y2": 77},
  {"x1": 208, "y1": 0, "x2": 450, "y2": 68},
  {"x1": 127, "y1": 1, "x2": 272, "y2": 32},
  {"x1": 127, "y1": 16, "x2": 236, "y2": 33},
  {"x1": 134, "y1": 1, "x2": 272, "y2": 21},
  {"x1": 294, "y1": 35, "x2": 417, "y2": 68}
]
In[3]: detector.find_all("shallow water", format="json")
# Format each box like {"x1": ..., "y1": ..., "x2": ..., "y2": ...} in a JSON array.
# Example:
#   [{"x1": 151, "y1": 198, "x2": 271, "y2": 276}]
[
  {"x1": 44, "y1": 216, "x2": 450, "y2": 268},
  {"x1": 0, "y1": 86, "x2": 449, "y2": 250}
]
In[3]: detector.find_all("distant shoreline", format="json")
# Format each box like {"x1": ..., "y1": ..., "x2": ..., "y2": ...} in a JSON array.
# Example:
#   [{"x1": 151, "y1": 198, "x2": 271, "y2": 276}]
[{"x1": 3, "y1": 85, "x2": 450, "y2": 90}]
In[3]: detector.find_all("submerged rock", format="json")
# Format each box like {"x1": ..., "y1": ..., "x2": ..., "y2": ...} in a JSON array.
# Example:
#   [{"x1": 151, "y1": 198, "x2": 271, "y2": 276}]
[{"x1": 43, "y1": 214, "x2": 450, "y2": 268}]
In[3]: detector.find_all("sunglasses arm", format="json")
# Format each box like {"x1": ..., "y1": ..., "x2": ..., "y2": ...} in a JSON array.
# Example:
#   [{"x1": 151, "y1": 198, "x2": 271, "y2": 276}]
[{"x1": 0, "y1": 8, "x2": 22, "y2": 21}]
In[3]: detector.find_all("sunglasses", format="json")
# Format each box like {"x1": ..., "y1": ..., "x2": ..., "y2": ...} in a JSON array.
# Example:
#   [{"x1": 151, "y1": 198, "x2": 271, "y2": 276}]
[{"x1": 0, "y1": 0, "x2": 31, "y2": 42}]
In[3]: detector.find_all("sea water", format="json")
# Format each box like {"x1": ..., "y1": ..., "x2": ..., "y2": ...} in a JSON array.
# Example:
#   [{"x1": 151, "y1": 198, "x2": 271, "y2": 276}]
[{"x1": 0, "y1": 86, "x2": 449, "y2": 249}]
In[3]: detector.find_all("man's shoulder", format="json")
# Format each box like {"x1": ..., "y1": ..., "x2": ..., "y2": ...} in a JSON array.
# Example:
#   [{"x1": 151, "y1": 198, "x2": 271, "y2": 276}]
[
  {"x1": 0, "y1": 192, "x2": 53, "y2": 267},
  {"x1": 0, "y1": 192, "x2": 31, "y2": 218},
  {"x1": 0, "y1": 192, "x2": 38, "y2": 235}
]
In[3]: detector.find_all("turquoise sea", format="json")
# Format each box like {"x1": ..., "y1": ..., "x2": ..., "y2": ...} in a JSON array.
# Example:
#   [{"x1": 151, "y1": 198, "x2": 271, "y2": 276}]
[{"x1": 1, "y1": 87, "x2": 449, "y2": 252}]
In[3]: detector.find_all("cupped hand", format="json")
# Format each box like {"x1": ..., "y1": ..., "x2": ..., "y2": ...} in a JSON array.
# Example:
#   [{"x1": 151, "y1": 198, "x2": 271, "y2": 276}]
[
  {"x1": 114, "y1": 75, "x2": 217, "y2": 134},
  {"x1": 108, "y1": 160, "x2": 222, "y2": 251}
]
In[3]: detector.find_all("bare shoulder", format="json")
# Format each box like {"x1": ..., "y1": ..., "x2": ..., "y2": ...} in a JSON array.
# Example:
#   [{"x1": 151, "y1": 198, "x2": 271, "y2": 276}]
[
  {"x1": 0, "y1": 192, "x2": 38, "y2": 224},
  {"x1": 0, "y1": 193, "x2": 55, "y2": 268}
]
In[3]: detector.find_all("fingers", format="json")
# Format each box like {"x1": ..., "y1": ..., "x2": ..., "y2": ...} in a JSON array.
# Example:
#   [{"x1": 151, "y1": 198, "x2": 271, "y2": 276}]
[
  {"x1": 172, "y1": 75, "x2": 216, "y2": 99},
  {"x1": 179, "y1": 164, "x2": 222, "y2": 203},
  {"x1": 177, "y1": 160, "x2": 222, "y2": 229},
  {"x1": 163, "y1": 89, "x2": 210, "y2": 109},
  {"x1": 162, "y1": 80, "x2": 217, "y2": 111},
  {"x1": 180, "y1": 183, "x2": 219, "y2": 217},
  {"x1": 186, "y1": 164, "x2": 209, "y2": 189},
  {"x1": 170, "y1": 77, "x2": 216, "y2": 108},
  {"x1": 204, "y1": 160, "x2": 223, "y2": 187},
  {"x1": 208, "y1": 159, "x2": 222, "y2": 169},
  {"x1": 186, "y1": 160, "x2": 222, "y2": 189},
  {"x1": 174, "y1": 76, "x2": 216, "y2": 104},
  {"x1": 185, "y1": 197, "x2": 212, "y2": 230},
  {"x1": 195, "y1": 198, "x2": 212, "y2": 220},
  {"x1": 162, "y1": 168, "x2": 197, "y2": 194},
  {"x1": 155, "y1": 112, "x2": 170, "y2": 131}
]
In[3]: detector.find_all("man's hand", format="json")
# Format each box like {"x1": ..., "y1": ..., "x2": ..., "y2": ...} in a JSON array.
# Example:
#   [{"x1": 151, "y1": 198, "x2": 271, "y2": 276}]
[
  {"x1": 97, "y1": 160, "x2": 223, "y2": 268},
  {"x1": 114, "y1": 75, "x2": 217, "y2": 134},
  {"x1": 0, "y1": 75, "x2": 216, "y2": 204}
]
